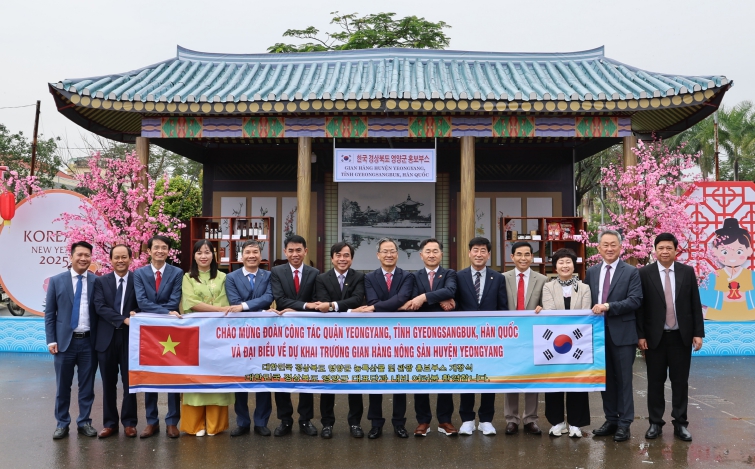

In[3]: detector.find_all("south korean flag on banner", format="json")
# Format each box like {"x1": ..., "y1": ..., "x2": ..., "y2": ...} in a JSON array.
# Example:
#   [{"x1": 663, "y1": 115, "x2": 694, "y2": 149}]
[{"x1": 533, "y1": 324, "x2": 593, "y2": 365}]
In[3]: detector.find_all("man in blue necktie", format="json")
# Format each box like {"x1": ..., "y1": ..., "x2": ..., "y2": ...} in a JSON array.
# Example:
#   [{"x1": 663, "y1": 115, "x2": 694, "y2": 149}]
[{"x1": 45, "y1": 241, "x2": 98, "y2": 440}]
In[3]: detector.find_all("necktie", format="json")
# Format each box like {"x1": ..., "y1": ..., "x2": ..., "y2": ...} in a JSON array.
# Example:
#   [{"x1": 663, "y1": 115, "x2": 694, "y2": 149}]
[
  {"x1": 155, "y1": 271, "x2": 162, "y2": 293},
  {"x1": 70, "y1": 274, "x2": 83, "y2": 331},
  {"x1": 338, "y1": 274, "x2": 345, "y2": 292},
  {"x1": 474, "y1": 272, "x2": 481, "y2": 304},
  {"x1": 664, "y1": 268, "x2": 677, "y2": 329},
  {"x1": 293, "y1": 269, "x2": 300, "y2": 294},
  {"x1": 601, "y1": 265, "x2": 612, "y2": 303},
  {"x1": 517, "y1": 273, "x2": 526, "y2": 310},
  {"x1": 248, "y1": 273, "x2": 256, "y2": 293},
  {"x1": 114, "y1": 277, "x2": 124, "y2": 316},
  {"x1": 428, "y1": 271, "x2": 435, "y2": 290},
  {"x1": 385, "y1": 272, "x2": 393, "y2": 291}
]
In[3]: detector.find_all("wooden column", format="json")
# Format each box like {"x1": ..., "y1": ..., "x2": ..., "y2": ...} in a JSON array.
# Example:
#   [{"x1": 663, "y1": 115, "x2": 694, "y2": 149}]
[
  {"x1": 459, "y1": 136, "x2": 475, "y2": 269},
  {"x1": 622, "y1": 135, "x2": 638, "y2": 168},
  {"x1": 135, "y1": 137, "x2": 150, "y2": 216},
  {"x1": 297, "y1": 137, "x2": 312, "y2": 265}
]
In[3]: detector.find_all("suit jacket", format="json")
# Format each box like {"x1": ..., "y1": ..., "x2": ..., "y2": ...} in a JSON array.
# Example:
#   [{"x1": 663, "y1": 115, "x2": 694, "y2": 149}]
[
  {"x1": 314, "y1": 268, "x2": 366, "y2": 311},
  {"x1": 364, "y1": 267, "x2": 415, "y2": 312},
  {"x1": 270, "y1": 263, "x2": 319, "y2": 311},
  {"x1": 455, "y1": 267, "x2": 508, "y2": 311},
  {"x1": 226, "y1": 267, "x2": 274, "y2": 311},
  {"x1": 503, "y1": 269, "x2": 547, "y2": 311},
  {"x1": 584, "y1": 260, "x2": 643, "y2": 346},
  {"x1": 44, "y1": 270, "x2": 97, "y2": 352},
  {"x1": 93, "y1": 272, "x2": 139, "y2": 352},
  {"x1": 133, "y1": 264, "x2": 183, "y2": 314},
  {"x1": 637, "y1": 262, "x2": 705, "y2": 349},
  {"x1": 411, "y1": 267, "x2": 457, "y2": 312},
  {"x1": 542, "y1": 280, "x2": 592, "y2": 310}
]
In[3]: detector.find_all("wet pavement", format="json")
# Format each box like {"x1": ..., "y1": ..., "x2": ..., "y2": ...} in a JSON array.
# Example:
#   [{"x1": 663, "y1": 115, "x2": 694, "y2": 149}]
[{"x1": 1, "y1": 352, "x2": 753, "y2": 468}]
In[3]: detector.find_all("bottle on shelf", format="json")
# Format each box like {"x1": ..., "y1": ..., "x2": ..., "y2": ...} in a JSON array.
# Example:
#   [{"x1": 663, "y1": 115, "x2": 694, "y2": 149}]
[
  {"x1": 204, "y1": 223, "x2": 210, "y2": 239},
  {"x1": 234, "y1": 220, "x2": 241, "y2": 238},
  {"x1": 241, "y1": 221, "x2": 247, "y2": 238}
]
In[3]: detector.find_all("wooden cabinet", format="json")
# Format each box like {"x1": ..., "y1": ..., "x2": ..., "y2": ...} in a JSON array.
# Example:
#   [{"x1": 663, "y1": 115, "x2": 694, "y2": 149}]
[
  {"x1": 189, "y1": 216, "x2": 274, "y2": 271},
  {"x1": 499, "y1": 216, "x2": 587, "y2": 279}
]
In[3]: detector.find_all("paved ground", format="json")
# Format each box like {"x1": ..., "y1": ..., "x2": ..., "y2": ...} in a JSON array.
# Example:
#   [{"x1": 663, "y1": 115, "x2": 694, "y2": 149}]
[{"x1": 0, "y1": 351, "x2": 753, "y2": 468}]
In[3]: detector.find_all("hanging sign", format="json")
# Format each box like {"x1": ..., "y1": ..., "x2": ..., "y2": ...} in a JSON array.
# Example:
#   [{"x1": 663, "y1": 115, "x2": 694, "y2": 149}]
[{"x1": 334, "y1": 149, "x2": 436, "y2": 183}]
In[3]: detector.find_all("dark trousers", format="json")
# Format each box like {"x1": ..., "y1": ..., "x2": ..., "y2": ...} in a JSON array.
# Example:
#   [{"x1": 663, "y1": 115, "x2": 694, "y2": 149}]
[
  {"x1": 602, "y1": 339, "x2": 636, "y2": 427},
  {"x1": 97, "y1": 329, "x2": 137, "y2": 429},
  {"x1": 320, "y1": 394, "x2": 364, "y2": 427},
  {"x1": 415, "y1": 394, "x2": 454, "y2": 424},
  {"x1": 234, "y1": 392, "x2": 272, "y2": 428},
  {"x1": 145, "y1": 392, "x2": 181, "y2": 426},
  {"x1": 544, "y1": 392, "x2": 590, "y2": 427},
  {"x1": 275, "y1": 392, "x2": 314, "y2": 424},
  {"x1": 367, "y1": 394, "x2": 406, "y2": 427},
  {"x1": 459, "y1": 393, "x2": 495, "y2": 423},
  {"x1": 53, "y1": 336, "x2": 96, "y2": 428},
  {"x1": 645, "y1": 330, "x2": 692, "y2": 427}
]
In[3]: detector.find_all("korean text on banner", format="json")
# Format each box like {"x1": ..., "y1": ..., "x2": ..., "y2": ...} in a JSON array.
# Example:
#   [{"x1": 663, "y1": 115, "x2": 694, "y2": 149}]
[{"x1": 334, "y1": 149, "x2": 436, "y2": 183}]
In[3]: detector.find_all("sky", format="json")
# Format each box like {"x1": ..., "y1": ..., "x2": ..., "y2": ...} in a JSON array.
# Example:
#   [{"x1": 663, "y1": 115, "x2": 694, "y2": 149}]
[{"x1": 1, "y1": 0, "x2": 753, "y2": 161}]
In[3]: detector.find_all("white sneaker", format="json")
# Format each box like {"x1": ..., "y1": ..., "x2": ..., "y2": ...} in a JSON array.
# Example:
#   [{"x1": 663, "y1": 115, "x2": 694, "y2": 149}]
[
  {"x1": 568, "y1": 425, "x2": 582, "y2": 438},
  {"x1": 195, "y1": 429, "x2": 206, "y2": 437},
  {"x1": 459, "y1": 421, "x2": 476, "y2": 435},
  {"x1": 549, "y1": 422, "x2": 567, "y2": 436},
  {"x1": 478, "y1": 422, "x2": 496, "y2": 435},
  {"x1": 207, "y1": 433, "x2": 216, "y2": 436}
]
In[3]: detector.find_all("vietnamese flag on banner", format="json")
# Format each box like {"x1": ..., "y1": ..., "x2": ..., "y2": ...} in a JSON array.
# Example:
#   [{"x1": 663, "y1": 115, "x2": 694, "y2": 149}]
[{"x1": 140, "y1": 325, "x2": 200, "y2": 366}]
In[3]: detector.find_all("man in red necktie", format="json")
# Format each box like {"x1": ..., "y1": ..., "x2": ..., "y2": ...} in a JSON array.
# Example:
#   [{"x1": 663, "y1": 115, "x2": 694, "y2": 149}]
[{"x1": 503, "y1": 241, "x2": 547, "y2": 436}]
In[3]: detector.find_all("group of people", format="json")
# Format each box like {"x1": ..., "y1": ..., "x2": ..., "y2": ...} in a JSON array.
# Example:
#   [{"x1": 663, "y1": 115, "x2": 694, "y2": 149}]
[{"x1": 44, "y1": 229, "x2": 704, "y2": 444}]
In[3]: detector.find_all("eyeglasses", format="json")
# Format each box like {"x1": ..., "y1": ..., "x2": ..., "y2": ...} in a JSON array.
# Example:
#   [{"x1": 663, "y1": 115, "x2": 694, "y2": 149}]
[{"x1": 379, "y1": 250, "x2": 398, "y2": 255}]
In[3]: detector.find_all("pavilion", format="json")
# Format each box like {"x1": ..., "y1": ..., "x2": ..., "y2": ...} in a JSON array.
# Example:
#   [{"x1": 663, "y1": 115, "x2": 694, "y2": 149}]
[{"x1": 48, "y1": 46, "x2": 730, "y2": 270}]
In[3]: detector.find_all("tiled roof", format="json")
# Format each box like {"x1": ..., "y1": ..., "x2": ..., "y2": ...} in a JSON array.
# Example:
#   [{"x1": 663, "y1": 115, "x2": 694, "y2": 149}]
[{"x1": 52, "y1": 46, "x2": 729, "y2": 105}]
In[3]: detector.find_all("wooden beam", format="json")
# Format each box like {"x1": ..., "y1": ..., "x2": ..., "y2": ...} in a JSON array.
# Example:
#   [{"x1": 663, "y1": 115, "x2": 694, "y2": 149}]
[
  {"x1": 297, "y1": 137, "x2": 312, "y2": 265},
  {"x1": 622, "y1": 135, "x2": 638, "y2": 168},
  {"x1": 136, "y1": 137, "x2": 149, "y2": 217},
  {"x1": 459, "y1": 136, "x2": 475, "y2": 269}
]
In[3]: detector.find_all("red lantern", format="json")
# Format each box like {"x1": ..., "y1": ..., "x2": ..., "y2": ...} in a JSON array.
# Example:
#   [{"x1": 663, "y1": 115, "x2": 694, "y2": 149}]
[{"x1": 0, "y1": 191, "x2": 15, "y2": 226}]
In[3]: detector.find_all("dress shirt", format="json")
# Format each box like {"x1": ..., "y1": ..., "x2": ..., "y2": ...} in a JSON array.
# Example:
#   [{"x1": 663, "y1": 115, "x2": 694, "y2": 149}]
[
  {"x1": 150, "y1": 263, "x2": 166, "y2": 279},
  {"x1": 658, "y1": 262, "x2": 679, "y2": 330},
  {"x1": 426, "y1": 266, "x2": 440, "y2": 287},
  {"x1": 597, "y1": 259, "x2": 620, "y2": 304},
  {"x1": 514, "y1": 267, "x2": 531, "y2": 297},
  {"x1": 115, "y1": 271, "x2": 129, "y2": 315},
  {"x1": 71, "y1": 269, "x2": 90, "y2": 333},
  {"x1": 332, "y1": 268, "x2": 350, "y2": 312},
  {"x1": 241, "y1": 266, "x2": 259, "y2": 311},
  {"x1": 471, "y1": 266, "x2": 487, "y2": 300}
]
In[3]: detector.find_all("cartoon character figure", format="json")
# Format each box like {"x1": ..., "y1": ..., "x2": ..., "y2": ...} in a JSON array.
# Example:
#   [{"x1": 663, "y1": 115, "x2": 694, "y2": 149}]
[{"x1": 700, "y1": 218, "x2": 755, "y2": 321}]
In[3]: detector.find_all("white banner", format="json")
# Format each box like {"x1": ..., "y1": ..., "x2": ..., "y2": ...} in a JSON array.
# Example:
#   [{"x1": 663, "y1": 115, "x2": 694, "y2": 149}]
[{"x1": 334, "y1": 149, "x2": 436, "y2": 183}]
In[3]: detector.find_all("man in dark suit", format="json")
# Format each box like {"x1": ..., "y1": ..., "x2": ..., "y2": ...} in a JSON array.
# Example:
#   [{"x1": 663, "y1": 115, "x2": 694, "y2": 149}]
[
  {"x1": 45, "y1": 241, "x2": 98, "y2": 440},
  {"x1": 313, "y1": 241, "x2": 366, "y2": 439},
  {"x1": 637, "y1": 233, "x2": 704, "y2": 442},
  {"x1": 269, "y1": 235, "x2": 320, "y2": 437},
  {"x1": 455, "y1": 237, "x2": 508, "y2": 436},
  {"x1": 584, "y1": 230, "x2": 643, "y2": 442},
  {"x1": 133, "y1": 235, "x2": 184, "y2": 439},
  {"x1": 93, "y1": 244, "x2": 139, "y2": 438},
  {"x1": 401, "y1": 238, "x2": 458, "y2": 437},
  {"x1": 352, "y1": 237, "x2": 415, "y2": 439},
  {"x1": 225, "y1": 240, "x2": 275, "y2": 438}
]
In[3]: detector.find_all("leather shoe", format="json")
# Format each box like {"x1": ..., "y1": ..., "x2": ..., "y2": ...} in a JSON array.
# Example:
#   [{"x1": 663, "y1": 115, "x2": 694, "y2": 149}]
[
  {"x1": 78, "y1": 424, "x2": 97, "y2": 437},
  {"x1": 274, "y1": 422, "x2": 292, "y2": 436},
  {"x1": 254, "y1": 425, "x2": 271, "y2": 436},
  {"x1": 98, "y1": 427, "x2": 118, "y2": 438},
  {"x1": 166, "y1": 425, "x2": 180, "y2": 438},
  {"x1": 524, "y1": 422, "x2": 542, "y2": 435},
  {"x1": 673, "y1": 424, "x2": 692, "y2": 441},
  {"x1": 124, "y1": 427, "x2": 137, "y2": 438},
  {"x1": 230, "y1": 426, "x2": 250, "y2": 437},
  {"x1": 299, "y1": 420, "x2": 318, "y2": 436},
  {"x1": 367, "y1": 426, "x2": 382, "y2": 439},
  {"x1": 613, "y1": 426, "x2": 631, "y2": 442},
  {"x1": 592, "y1": 421, "x2": 618, "y2": 436},
  {"x1": 645, "y1": 423, "x2": 662, "y2": 439},
  {"x1": 350, "y1": 425, "x2": 364, "y2": 438},
  {"x1": 438, "y1": 422, "x2": 458, "y2": 436},
  {"x1": 505, "y1": 422, "x2": 519, "y2": 435},
  {"x1": 53, "y1": 427, "x2": 69, "y2": 440},
  {"x1": 140, "y1": 424, "x2": 159, "y2": 439},
  {"x1": 394, "y1": 425, "x2": 409, "y2": 438},
  {"x1": 414, "y1": 423, "x2": 430, "y2": 436},
  {"x1": 321, "y1": 425, "x2": 333, "y2": 439}
]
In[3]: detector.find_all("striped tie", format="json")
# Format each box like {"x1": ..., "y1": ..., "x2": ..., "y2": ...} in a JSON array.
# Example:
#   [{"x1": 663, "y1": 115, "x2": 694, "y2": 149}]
[{"x1": 474, "y1": 272, "x2": 481, "y2": 304}]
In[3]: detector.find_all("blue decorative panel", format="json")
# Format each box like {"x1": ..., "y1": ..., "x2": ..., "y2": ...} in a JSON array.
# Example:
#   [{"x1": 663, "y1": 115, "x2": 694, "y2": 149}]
[
  {"x1": 693, "y1": 322, "x2": 755, "y2": 356},
  {"x1": 0, "y1": 317, "x2": 47, "y2": 353}
]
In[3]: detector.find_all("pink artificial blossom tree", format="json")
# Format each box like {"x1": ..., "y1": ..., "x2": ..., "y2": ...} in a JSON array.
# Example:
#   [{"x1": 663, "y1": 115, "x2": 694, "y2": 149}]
[
  {"x1": 0, "y1": 167, "x2": 43, "y2": 200},
  {"x1": 57, "y1": 151, "x2": 184, "y2": 273}
]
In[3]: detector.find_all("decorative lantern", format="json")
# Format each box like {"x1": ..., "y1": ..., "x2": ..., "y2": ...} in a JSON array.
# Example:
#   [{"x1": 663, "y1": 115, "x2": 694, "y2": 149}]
[{"x1": 0, "y1": 191, "x2": 15, "y2": 226}]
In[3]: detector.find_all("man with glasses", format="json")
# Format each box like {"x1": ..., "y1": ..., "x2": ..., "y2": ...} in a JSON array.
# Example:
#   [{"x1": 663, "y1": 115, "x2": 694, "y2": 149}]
[{"x1": 353, "y1": 238, "x2": 415, "y2": 439}]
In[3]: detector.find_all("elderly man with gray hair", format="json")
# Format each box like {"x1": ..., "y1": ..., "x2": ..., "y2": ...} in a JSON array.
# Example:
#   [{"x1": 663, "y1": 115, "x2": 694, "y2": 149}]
[{"x1": 583, "y1": 230, "x2": 643, "y2": 442}]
